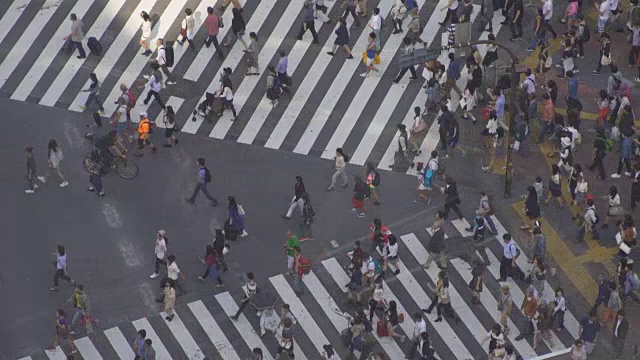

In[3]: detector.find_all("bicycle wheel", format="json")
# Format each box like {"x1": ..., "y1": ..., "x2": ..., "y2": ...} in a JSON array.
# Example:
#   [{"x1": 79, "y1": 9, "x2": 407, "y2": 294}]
[
  {"x1": 83, "y1": 157, "x2": 97, "y2": 173},
  {"x1": 115, "y1": 158, "x2": 138, "y2": 179}
]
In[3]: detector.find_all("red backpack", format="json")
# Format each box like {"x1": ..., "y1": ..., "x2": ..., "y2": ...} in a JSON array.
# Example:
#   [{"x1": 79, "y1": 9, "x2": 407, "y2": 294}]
[
  {"x1": 125, "y1": 88, "x2": 136, "y2": 108},
  {"x1": 298, "y1": 257, "x2": 312, "y2": 275}
]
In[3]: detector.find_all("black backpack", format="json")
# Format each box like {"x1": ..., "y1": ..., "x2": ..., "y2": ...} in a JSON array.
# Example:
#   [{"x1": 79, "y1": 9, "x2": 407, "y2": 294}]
[
  {"x1": 371, "y1": 171, "x2": 381, "y2": 187},
  {"x1": 204, "y1": 167, "x2": 212, "y2": 183},
  {"x1": 581, "y1": 24, "x2": 591, "y2": 42},
  {"x1": 165, "y1": 44, "x2": 175, "y2": 67}
]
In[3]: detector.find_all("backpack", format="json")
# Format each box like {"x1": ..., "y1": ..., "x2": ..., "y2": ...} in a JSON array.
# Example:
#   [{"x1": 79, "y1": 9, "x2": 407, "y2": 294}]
[
  {"x1": 603, "y1": 138, "x2": 614, "y2": 153},
  {"x1": 299, "y1": 257, "x2": 312, "y2": 275},
  {"x1": 369, "y1": 258, "x2": 382, "y2": 275},
  {"x1": 125, "y1": 88, "x2": 136, "y2": 108},
  {"x1": 371, "y1": 171, "x2": 381, "y2": 187},
  {"x1": 204, "y1": 167, "x2": 212, "y2": 183},
  {"x1": 582, "y1": 24, "x2": 590, "y2": 42},
  {"x1": 165, "y1": 45, "x2": 175, "y2": 67}
]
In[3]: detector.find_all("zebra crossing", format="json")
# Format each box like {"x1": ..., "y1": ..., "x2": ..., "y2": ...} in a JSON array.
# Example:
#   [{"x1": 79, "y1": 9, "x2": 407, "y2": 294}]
[
  {"x1": 17, "y1": 215, "x2": 580, "y2": 360},
  {"x1": 1, "y1": 0, "x2": 508, "y2": 171}
]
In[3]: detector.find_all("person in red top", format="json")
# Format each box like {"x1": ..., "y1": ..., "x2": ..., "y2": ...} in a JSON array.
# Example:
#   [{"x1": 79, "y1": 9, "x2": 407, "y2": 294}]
[
  {"x1": 370, "y1": 218, "x2": 390, "y2": 252},
  {"x1": 204, "y1": 7, "x2": 224, "y2": 57},
  {"x1": 198, "y1": 245, "x2": 223, "y2": 287}
]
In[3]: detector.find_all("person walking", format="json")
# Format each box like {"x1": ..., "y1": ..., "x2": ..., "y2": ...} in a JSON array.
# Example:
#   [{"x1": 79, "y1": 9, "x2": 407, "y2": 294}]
[
  {"x1": 67, "y1": 284, "x2": 90, "y2": 335},
  {"x1": 612, "y1": 310, "x2": 628, "y2": 358},
  {"x1": 328, "y1": 18, "x2": 354, "y2": 58},
  {"x1": 577, "y1": 198, "x2": 600, "y2": 242},
  {"x1": 149, "y1": 230, "x2": 168, "y2": 279},
  {"x1": 498, "y1": 285, "x2": 513, "y2": 335},
  {"x1": 360, "y1": 32, "x2": 379, "y2": 78},
  {"x1": 603, "y1": 186, "x2": 623, "y2": 228},
  {"x1": 186, "y1": 157, "x2": 218, "y2": 206},
  {"x1": 297, "y1": 2, "x2": 320, "y2": 44},
  {"x1": 589, "y1": 128, "x2": 609, "y2": 180},
  {"x1": 283, "y1": 176, "x2": 306, "y2": 219},
  {"x1": 132, "y1": 329, "x2": 147, "y2": 360},
  {"x1": 284, "y1": 231, "x2": 301, "y2": 275},
  {"x1": 156, "y1": 255, "x2": 186, "y2": 302},
  {"x1": 424, "y1": 211, "x2": 447, "y2": 269},
  {"x1": 391, "y1": 0, "x2": 407, "y2": 34},
  {"x1": 163, "y1": 279, "x2": 176, "y2": 321},
  {"x1": 515, "y1": 286, "x2": 537, "y2": 340},
  {"x1": 543, "y1": 164, "x2": 564, "y2": 207},
  {"x1": 328, "y1": 148, "x2": 348, "y2": 190},
  {"x1": 162, "y1": 106, "x2": 178, "y2": 147},
  {"x1": 611, "y1": 134, "x2": 634, "y2": 178},
  {"x1": 509, "y1": 0, "x2": 524, "y2": 40},
  {"x1": 213, "y1": 228, "x2": 229, "y2": 272},
  {"x1": 38, "y1": 140, "x2": 68, "y2": 188},
  {"x1": 521, "y1": 186, "x2": 541, "y2": 231},
  {"x1": 64, "y1": 13, "x2": 86, "y2": 59},
  {"x1": 146, "y1": 39, "x2": 177, "y2": 86},
  {"x1": 593, "y1": 33, "x2": 611, "y2": 74},
  {"x1": 79, "y1": 73, "x2": 105, "y2": 113},
  {"x1": 245, "y1": 32, "x2": 260, "y2": 75},
  {"x1": 299, "y1": 193, "x2": 315, "y2": 241},
  {"x1": 553, "y1": 287, "x2": 566, "y2": 331},
  {"x1": 468, "y1": 261, "x2": 484, "y2": 304},
  {"x1": 440, "y1": 177, "x2": 463, "y2": 220},
  {"x1": 143, "y1": 339, "x2": 156, "y2": 360},
  {"x1": 204, "y1": 7, "x2": 224, "y2": 57},
  {"x1": 225, "y1": 8, "x2": 248, "y2": 49},
  {"x1": 47, "y1": 309, "x2": 77, "y2": 354},
  {"x1": 393, "y1": 38, "x2": 418, "y2": 83},
  {"x1": 50, "y1": 245, "x2": 74, "y2": 291},
  {"x1": 578, "y1": 311, "x2": 600, "y2": 355},
  {"x1": 227, "y1": 196, "x2": 248, "y2": 237},
  {"x1": 351, "y1": 174, "x2": 369, "y2": 217},
  {"x1": 135, "y1": 112, "x2": 156, "y2": 156},
  {"x1": 482, "y1": 324, "x2": 505, "y2": 355},
  {"x1": 140, "y1": 11, "x2": 152, "y2": 56},
  {"x1": 368, "y1": 7, "x2": 382, "y2": 50},
  {"x1": 230, "y1": 272, "x2": 258, "y2": 320},
  {"x1": 439, "y1": 0, "x2": 460, "y2": 27},
  {"x1": 498, "y1": 233, "x2": 518, "y2": 282},
  {"x1": 140, "y1": 62, "x2": 166, "y2": 109},
  {"x1": 342, "y1": 0, "x2": 361, "y2": 27},
  {"x1": 392, "y1": 124, "x2": 414, "y2": 169},
  {"x1": 177, "y1": 8, "x2": 196, "y2": 50}
]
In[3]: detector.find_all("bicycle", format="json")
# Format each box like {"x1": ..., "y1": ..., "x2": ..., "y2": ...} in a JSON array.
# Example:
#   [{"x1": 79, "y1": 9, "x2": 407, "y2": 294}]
[{"x1": 83, "y1": 150, "x2": 139, "y2": 179}]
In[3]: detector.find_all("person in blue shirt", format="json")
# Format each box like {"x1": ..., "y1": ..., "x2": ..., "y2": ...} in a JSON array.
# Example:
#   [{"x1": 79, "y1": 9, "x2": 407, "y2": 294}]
[
  {"x1": 446, "y1": 52, "x2": 463, "y2": 96},
  {"x1": 296, "y1": 2, "x2": 319, "y2": 44},
  {"x1": 132, "y1": 329, "x2": 146, "y2": 360},
  {"x1": 578, "y1": 311, "x2": 600, "y2": 354},
  {"x1": 566, "y1": 71, "x2": 579, "y2": 101},
  {"x1": 185, "y1": 157, "x2": 218, "y2": 206}
]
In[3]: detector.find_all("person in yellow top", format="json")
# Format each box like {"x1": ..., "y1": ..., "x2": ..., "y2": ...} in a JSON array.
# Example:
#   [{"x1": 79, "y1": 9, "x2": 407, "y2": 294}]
[{"x1": 136, "y1": 112, "x2": 156, "y2": 156}]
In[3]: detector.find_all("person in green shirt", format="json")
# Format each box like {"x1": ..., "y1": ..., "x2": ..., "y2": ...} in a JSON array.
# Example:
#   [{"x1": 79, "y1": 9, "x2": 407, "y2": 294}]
[{"x1": 284, "y1": 231, "x2": 300, "y2": 275}]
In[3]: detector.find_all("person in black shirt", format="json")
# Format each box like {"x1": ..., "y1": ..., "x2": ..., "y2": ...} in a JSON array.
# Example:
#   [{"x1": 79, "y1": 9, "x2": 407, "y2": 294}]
[
  {"x1": 546, "y1": 80, "x2": 558, "y2": 103},
  {"x1": 588, "y1": 128, "x2": 607, "y2": 180},
  {"x1": 438, "y1": 104, "x2": 452, "y2": 151},
  {"x1": 441, "y1": 177, "x2": 464, "y2": 220},
  {"x1": 95, "y1": 130, "x2": 126, "y2": 169},
  {"x1": 510, "y1": 0, "x2": 524, "y2": 40}
]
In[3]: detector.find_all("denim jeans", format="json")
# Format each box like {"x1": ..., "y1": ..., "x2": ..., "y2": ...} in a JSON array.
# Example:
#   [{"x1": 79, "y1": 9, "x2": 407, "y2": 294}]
[
  {"x1": 85, "y1": 93, "x2": 104, "y2": 111},
  {"x1": 189, "y1": 182, "x2": 216, "y2": 203}
]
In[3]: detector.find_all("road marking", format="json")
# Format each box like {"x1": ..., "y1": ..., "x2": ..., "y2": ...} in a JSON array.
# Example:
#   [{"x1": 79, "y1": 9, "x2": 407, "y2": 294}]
[
  {"x1": 138, "y1": 282, "x2": 158, "y2": 312},
  {"x1": 10, "y1": 0, "x2": 94, "y2": 100},
  {"x1": 66, "y1": 0, "x2": 160, "y2": 112},
  {"x1": 44, "y1": 346, "x2": 67, "y2": 360},
  {"x1": 214, "y1": 292, "x2": 274, "y2": 360},
  {"x1": 118, "y1": 238, "x2": 142, "y2": 268},
  {"x1": 209, "y1": 0, "x2": 305, "y2": 139},
  {"x1": 0, "y1": 0, "x2": 65, "y2": 90},
  {"x1": 0, "y1": 0, "x2": 32, "y2": 48},
  {"x1": 39, "y1": 0, "x2": 128, "y2": 106},
  {"x1": 160, "y1": 310, "x2": 205, "y2": 360},
  {"x1": 132, "y1": 317, "x2": 172, "y2": 360},
  {"x1": 102, "y1": 203, "x2": 123, "y2": 228},
  {"x1": 187, "y1": 300, "x2": 240, "y2": 360},
  {"x1": 74, "y1": 337, "x2": 103, "y2": 360},
  {"x1": 104, "y1": 326, "x2": 134, "y2": 359},
  {"x1": 62, "y1": 121, "x2": 83, "y2": 149}
]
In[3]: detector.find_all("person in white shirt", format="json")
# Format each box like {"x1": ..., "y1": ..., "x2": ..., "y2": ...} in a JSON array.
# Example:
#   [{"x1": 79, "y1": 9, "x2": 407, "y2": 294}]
[
  {"x1": 361, "y1": 254, "x2": 377, "y2": 288},
  {"x1": 140, "y1": 11, "x2": 152, "y2": 56},
  {"x1": 369, "y1": 7, "x2": 382, "y2": 50},
  {"x1": 145, "y1": 39, "x2": 176, "y2": 86},
  {"x1": 596, "y1": 0, "x2": 610, "y2": 34},
  {"x1": 541, "y1": 0, "x2": 558, "y2": 38},
  {"x1": 156, "y1": 255, "x2": 186, "y2": 302},
  {"x1": 328, "y1": 148, "x2": 348, "y2": 190},
  {"x1": 439, "y1": 0, "x2": 459, "y2": 27},
  {"x1": 603, "y1": 185, "x2": 622, "y2": 227},
  {"x1": 149, "y1": 230, "x2": 168, "y2": 279},
  {"x1": 178, "y1": 8, "x2": 196, "y2": 49},
  {"x1": 218, "y1": 85, "x2": 237, "y2": 119},
  {"x1": 553, "y1": 287, "x2": 566, "y2": 330},
  {"x1": 409, "y1": 106, "x2": 427, "y2": 153},
  {"x1": 406, "y1": 312, "x2": 428, "y2": 358},
  {"x1": 139, "y1": 61, "x2": 166, "y2": 109},
  {"x1": 383, "y1": 234, "x2": 400, "y2": 275}
]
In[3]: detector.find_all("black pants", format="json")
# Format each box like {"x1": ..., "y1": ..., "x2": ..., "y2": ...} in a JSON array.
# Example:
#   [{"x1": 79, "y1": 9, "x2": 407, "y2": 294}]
[
  {"x1": 510, "y1": 21, "x2": 523, "y2": 38},
  {"x1": 425, "y1": 294, "x2": 438, "y2": 313},
  {"x1": 224, "y1": 99, "x2": 237, "y2": 117},
  {"x1": 144, "y1": 90, "x2": 166, "y2": 109},
  {"x1": 154, "y1": 257, "x2": 166, "y2": 274},
  {"x1": 89, "y1": 173, "x2": 103, "y2": 193},
  {"x1": 342, "y1": 8, "x2": 361, "y2": 26},
  {"x1": 439, "y1": 131, "x2": 448, "y2": 150},
  {"x1": 443, "y1": 200, "x2": 463, "y2": 220},
  {"x1": 189, "y1": 182, "x2": 217, "y2": 203},
  {"x1": 298, "y1": 21, "x2": 319, "y2": 42},
  {"x1": 631, "y1": 183, "x2": 639, "y2": 210},
  {"x1": 234, "y1": 297, "x2": 251, "y2": 317},
  {"x1": 205, "y1": 35, "x2": 223, "y2": 55},
  {"x1": 576, "y1": 38, "x2": 584, "y2": 57},
  {"x1": 589, "y1": 153, "x2": 606, "y2": 179},
  {"x1": 541, "y1": 20, "x2": 557, "y2": 38},
  {"x1": 160, "y1": 64, "x2": 173, "y2": 83},
  {"x1": 53, "y1": 269, "x2": 72, "y2": 287},
  {"x1": 202, "y1": 265, "x2": 223, "y2": 285},
  {"x1": 499, "y1": 256, "x2": 513, "y2": 280},
  {"x1": 395, "y1": 66, "x2": 417, "y2": 81},
  {"x1": 442, "y1": 8, "x2": 458, "y2": 26},
  {"x1": 616, "y1": 156, "x2": 632, "y2": 175}
]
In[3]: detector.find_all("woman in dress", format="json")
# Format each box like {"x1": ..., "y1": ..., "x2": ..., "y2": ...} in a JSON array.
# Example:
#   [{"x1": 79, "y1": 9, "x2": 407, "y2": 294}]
[
  {"x1": 228, "y1": 196, "x2": 248, "y2": 237},
  {"x1": 603, "y1": 185, "x2": 622, "y2": 229},
  {"x1": 482, "y1": 34, "x2": 498, "y2": 69},
  {"x1": 544, "y1": 164, "x2": 564, "y2": 207},
  {"x1": 164, "y1": 279, "x2": 176, "y2": 321},
  {"x1": 532, "y1": 255, "x2": 547, "y2": 302},
  {"x1": 48, "y1": 309, "x2": 77, "y2": 354},
  {"x1": 38, "y1": 139, "x2": 68, "y2": 188},
  {"x1": 162, "y1": 106, "x2": 179, "y2": 148},
  {"x1": 328, "y1": 18, "x2": 353, "y2": 58},
  {"x1": 140, "y1": 11, "x2": 152, "y2": 56},
  {"x1": 521, "y1": 185, "x2": 540, "y2": 230},
  {"x1": 384, "y1": 300, "x2": 406, "y2": 342}
]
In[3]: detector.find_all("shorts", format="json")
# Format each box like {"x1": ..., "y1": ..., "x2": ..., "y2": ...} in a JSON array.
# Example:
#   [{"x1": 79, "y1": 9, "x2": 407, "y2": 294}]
[
  {"x1": 574, "y1": 191, "x2": 586, "y2": 204},
  {"x1": 165, "y1": 127, "x2": 174, "y2": 138},
  {"x1": 366, "y1": 57, "x2": 374, "y2": 66},
  {"x1": 137, "y1": 138, "x2": 151, "y2": 149},
  {"x1": 141, "y1": 36, "x2": 150, "y2": 43}
]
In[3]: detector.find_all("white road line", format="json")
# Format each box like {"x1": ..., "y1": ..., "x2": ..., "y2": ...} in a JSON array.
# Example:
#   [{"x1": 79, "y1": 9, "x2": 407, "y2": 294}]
[
  {"x1": 132, "y1": 318, "x2": 172, "y2": 360},
  {"x1": 484, "y1": 250, "x2": 565, "y2": 351},
  {"x1": 301, "y1": 271, "x2": 347, "y2": 332},
  {"x1": 399, "y1": 233, "x2": 488, "y2": 353},
  {"x1": 187, "y1": 300, "x2": 240, "y2": 360},
  {"x1": 292, "y1": 0, "x2": 395, "y2": 156},
  {"x1": 489, "y1": 215, "x2": 580, "y2": 339},
  {"x1": 160, "y1": 310, "x2": 205, "y2": 360},
  {"x1": 269, "y1": 274, "x2": 329, "y2": 356},
  {"x1": 182, "y1": 0, "x2": 245, "y2": 81},
  {"x1": 10, "y1": 0, "x2": 94, "y2": 100},
  {"x1": 141, "y1": 95, "x2": 184, "y2": 128},
  {"x1": 209, "y1": 0, "x2": 305, "y2": 139},
  {"x1": 236, "y1": 0, "x2": 341, "y2": 145},
  {"x1": 17, "y1": 357, "x2": 32, "y2": 360},
  {"x1": 0, "y1": 0, "x2": 32, "y2": 47},
  {"x1": 100, "y1": 0, "x2": 189, "y2": 115},
  {"x1": 450, "y1": 258, "x2": 538, "y2": 358},
  {"x1": 44, "y1": 346, "x2": 67, "y2": 360},
  {"x1": 214, "y1": 292, "x2": 274, "y2": 360},
  {"x1": 65, "y1": 0, "x2": 159, "y2": 111},
  {"x1": 351, "y1": 4, "x2": 479, "y2": 166},
  {"x1": 0, "y1": 0, "x2": 68, "y2": 89},
  {"x1": 73, "y1": 337, "x2": 103, "y2": 360},
  {"x1": 180, "y1": 0, "x2": 276, "y2": 134},
  {"x1": 321, "y1": 258, "x2": 411, "y2": 359},
  {"x1": 104, "y1": 326, "x2": 135, "y2": 360},
  {"x1": 38, "y1": 0, "x2": 127, "y2": 106}
]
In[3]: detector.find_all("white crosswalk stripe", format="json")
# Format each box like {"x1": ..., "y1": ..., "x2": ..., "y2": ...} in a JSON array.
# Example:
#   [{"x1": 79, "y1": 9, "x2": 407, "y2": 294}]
[
  {"x1": 0, "y1": 0, "x2": 519, "y2": 169},
  {"x1": 17, "y1": 212, "x2": 581, "y2": 360}
]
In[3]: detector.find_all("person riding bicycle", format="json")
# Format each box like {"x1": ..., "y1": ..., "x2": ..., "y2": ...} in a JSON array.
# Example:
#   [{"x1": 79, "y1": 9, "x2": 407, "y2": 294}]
[{"x1": 94, "y1": 130, "x2": 126, "y2": 170}]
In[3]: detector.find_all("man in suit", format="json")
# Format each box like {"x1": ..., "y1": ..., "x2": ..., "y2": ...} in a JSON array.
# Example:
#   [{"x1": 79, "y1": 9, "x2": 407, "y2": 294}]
[{"x1": 612, "y1": 310, "x2": 629, "y2": 359}]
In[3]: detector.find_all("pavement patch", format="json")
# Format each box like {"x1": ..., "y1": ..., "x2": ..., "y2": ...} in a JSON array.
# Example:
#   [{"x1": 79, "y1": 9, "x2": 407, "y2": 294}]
[
  {"x1": 101, "y1": 202, "x2": 123, "y2": 228},
  {"x1": 117, "y1": 238, "x2": 142, "y2": 268}
]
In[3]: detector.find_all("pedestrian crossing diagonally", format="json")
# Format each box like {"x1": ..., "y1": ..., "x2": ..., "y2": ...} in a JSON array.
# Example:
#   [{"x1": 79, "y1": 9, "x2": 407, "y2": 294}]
[
  {"x1": 17, "y1": 215, "x2": 581, "y2": 360},
  {"x1": 1, "y1": 0, "x2": 513, "y2": 170}
]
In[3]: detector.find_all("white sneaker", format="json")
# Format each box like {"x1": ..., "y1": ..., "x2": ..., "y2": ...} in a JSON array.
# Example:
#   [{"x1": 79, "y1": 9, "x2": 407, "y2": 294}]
[
  {"x1": 25, "y1": 189, "x2": 35, "y2": 194},
  {"x1": 241, "y1": 230, "x2": 248, "y2": 237},
  {"x1": 38, "y1": 176, "x2": 46, "y2": 183},
  {"x1": 611, "y1": 173, "x2": 621, "y2": 179},
  {"x1": 625, "y1": 172, "x2": 632, "y2": 177},
  {"x1": 79, "y1": 105, "x2": 87, "y2": 110},
  {"x1": 143, "y1": 75, "x2": 150, "y2": 80},
  {"x1": 60, "y1": 181, "x2": 69, "y2": 187},
  {"x1": 33, "y1": 184, "x2": 38, "y2": 189},
  {"x1": 360, "y1": 72, "x2": 367, "y2": 77},
  {"x1": 149, "y1": 273, "x2": 159, "y2": 279},
  {"x1": 166, "y1": 81, "x2": 177, "y2": 85}
]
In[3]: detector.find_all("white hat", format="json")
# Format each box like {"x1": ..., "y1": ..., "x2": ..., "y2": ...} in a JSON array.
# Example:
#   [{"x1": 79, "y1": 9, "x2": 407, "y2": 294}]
[
  {"x1": 139, "y1": 112, "x2": 148, "y2": 117},
  {"x1": 158, "y1": 230, "x2": 166, "y2": 236}
]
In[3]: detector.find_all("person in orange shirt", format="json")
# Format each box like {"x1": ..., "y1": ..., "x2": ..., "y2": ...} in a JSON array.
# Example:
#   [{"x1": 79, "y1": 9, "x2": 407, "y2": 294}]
[{"x1": 136, "y1": 112, "x2": 156, "y2": 156}]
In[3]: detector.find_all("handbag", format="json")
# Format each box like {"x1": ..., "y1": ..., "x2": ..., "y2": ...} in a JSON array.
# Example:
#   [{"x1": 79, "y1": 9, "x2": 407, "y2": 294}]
[
  {"x1": 219, "y1": 17, "x2": 225, "y2": 28},
  {"x1": 179, "y1": 27, "x2": 187, "y2": 37},
  {"x1": 610, "y1": 126, "x2": 620, "y2": 141},
  {"x1": 361, "y1": 52, "x2": 368, "y2": 65},
  {"x1": 601, "y1": 53, "x2": 611, "y2": 66},
  {"x1": 373, "y1": 53, "x2": 381, "y2": 65},
  {"x1": 608, "y1": 205, "x2": 624, "y2": 217}
]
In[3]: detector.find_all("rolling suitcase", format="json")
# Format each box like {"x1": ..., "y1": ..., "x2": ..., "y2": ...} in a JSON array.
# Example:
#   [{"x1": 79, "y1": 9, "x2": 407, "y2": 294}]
[{"x1": 87, "y1": 37, "x2": 102, "y2": 56}]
